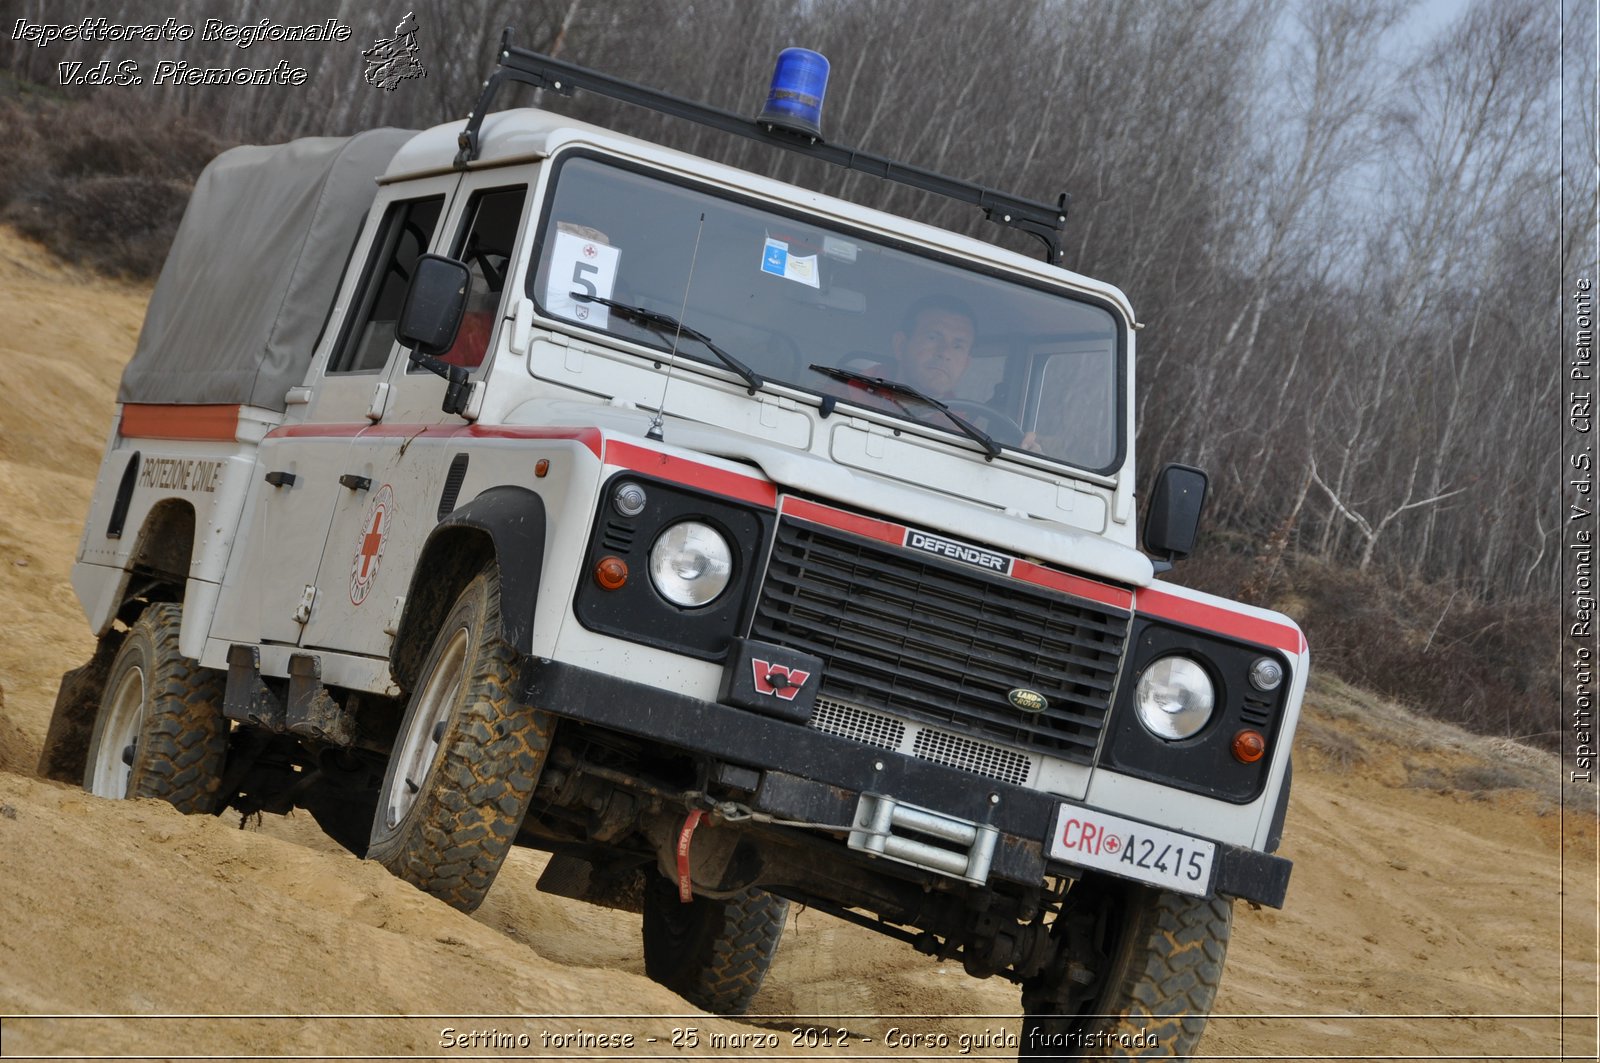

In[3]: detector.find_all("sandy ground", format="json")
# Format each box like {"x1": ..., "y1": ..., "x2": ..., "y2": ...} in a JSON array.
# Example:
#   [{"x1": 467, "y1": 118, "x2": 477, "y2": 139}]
[{"x1": 0, "y1": 228, "x2": 1595, "y2": 1061}]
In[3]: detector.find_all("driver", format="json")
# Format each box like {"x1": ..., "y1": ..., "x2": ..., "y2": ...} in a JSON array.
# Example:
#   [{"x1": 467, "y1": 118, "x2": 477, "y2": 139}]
[
  {"x1": 892, "y1": 294, "x2": 976, "y2": 399},
  {"x1": 867, "y1": 295, "x2": 1041, "y2": 452}
]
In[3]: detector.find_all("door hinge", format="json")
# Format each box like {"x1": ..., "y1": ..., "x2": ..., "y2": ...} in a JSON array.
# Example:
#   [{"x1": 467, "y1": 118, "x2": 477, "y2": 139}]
[
  {"x1": 293, "y1": 584, "x2": 317, "y2": 625},
  {"x1": 383, "y1": 595, "x2": 406, "y2": 637},
  {"x1": 367, "y1": 381, "x2": 390, "y2": 421}
]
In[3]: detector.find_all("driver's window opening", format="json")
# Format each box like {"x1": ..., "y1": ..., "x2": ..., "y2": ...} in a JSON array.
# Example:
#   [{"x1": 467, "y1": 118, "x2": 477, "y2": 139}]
[
  {"x1": 530, "y1": 155, "x2": 1122, "y2": 472},
  {"x1": 330, "y1": 195, "x2": 445, "y2": 375},
  {"x1": 418, "y1": 186, "x2": 528, "y2": 373}
]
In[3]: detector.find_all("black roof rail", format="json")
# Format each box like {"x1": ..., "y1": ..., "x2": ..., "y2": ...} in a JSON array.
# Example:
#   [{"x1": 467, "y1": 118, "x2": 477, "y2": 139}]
[{"x1": 455, "y1": 30, "x2": 1070, "y2": 264}]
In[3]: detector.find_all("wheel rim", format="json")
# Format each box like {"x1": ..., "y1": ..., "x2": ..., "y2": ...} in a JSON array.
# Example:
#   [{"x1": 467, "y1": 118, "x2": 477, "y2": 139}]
[
  {"x1": 91, "y1": 665, "x2": 146, "y2": 798},
  {"x1": 382, "y1": 625, "x2": 469, "y2": 831}
]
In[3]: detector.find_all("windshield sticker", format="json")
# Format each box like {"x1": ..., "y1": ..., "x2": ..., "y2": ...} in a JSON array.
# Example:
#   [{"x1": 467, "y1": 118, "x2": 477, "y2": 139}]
[
  {"x1": 823, "y1": 235, "x2": 858, "y2": 262},
  {"x1": 760, "y1": 236, "x2": 820, "y2": 289},
  {"x1": 546, "y1": 228, "x2": 620, "y2": 327}
]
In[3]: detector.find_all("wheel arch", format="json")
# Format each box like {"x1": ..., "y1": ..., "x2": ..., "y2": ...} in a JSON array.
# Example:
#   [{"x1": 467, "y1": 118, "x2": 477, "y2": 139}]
[
  {"x1": 131, "y1": 498, "x2": 197, "y2": 583},
  {"x1": 49, "y1": 499, "x2": 204, "y2": 783},
  {"x1": 390, "y1": 485, "x2": 546, "y2": 692},
  {"x1": 99, "y1": 498, "x2": 200, "y2": 630}
]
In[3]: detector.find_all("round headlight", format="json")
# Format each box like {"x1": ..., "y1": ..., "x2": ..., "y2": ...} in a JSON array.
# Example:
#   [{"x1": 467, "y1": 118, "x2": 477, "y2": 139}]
[
  {"x1": 649, "y1": 521, "x2": 733, "y2": 607},
  {"x1": 1134, "y1": 656, "x2": 1215, "y2": 740}
]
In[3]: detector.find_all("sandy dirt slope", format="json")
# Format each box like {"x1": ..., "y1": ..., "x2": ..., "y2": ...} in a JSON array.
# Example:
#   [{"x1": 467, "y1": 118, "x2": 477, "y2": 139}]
[{"x1": 0, "y1": 228, "x2": 1594, "y2": 1061}]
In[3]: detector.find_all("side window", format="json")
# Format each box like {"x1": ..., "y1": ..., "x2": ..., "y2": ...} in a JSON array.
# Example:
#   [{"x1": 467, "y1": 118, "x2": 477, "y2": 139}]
[
  {"x1": 424, "y1": 186, "x2": 528, "y2": 372},
  {"x1": 329, "y1": 195, "x2": 445, "y2": 374}
]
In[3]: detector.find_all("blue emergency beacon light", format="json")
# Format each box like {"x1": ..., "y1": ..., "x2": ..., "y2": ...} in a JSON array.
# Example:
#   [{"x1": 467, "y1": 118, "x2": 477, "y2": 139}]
[
  {"x1": 455, "y1": 34, "x2": 1069, "y2": 261},
  {"x1": 756, "y1": 48, "x2": 830, "y2": 141}
]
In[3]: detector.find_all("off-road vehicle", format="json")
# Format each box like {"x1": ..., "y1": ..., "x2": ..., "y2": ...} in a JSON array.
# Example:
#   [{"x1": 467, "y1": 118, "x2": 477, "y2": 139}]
[{"x1": 42, "y1": 41, "x2": 1306, "y2": 1057}]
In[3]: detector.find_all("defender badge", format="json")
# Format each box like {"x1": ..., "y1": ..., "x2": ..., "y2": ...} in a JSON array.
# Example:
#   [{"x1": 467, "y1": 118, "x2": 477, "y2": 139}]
[{"x1": 1008, "y1": 688, "x2": 1048, "y2": 713}]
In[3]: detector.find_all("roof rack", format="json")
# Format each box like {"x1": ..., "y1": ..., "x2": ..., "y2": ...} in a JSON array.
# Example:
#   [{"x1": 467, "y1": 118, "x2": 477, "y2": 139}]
[{"x1": 454, "y1": 31, "x2": 1070, "y2": 264}]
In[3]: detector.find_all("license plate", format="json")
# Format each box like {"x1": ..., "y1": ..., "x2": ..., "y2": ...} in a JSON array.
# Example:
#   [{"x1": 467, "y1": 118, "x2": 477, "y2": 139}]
[{"x1": 1047, "y1": 806, "x2": 1215, "y2": 896}]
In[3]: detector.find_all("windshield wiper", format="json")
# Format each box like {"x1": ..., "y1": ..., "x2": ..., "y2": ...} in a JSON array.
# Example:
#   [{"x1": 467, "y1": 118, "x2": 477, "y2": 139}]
[
  {"x1": 809, "y1": 363, "x2": 1001, "y2": 460},
  {"x1": 574, "y1": 294, "x2": 763, "y2": 393}
]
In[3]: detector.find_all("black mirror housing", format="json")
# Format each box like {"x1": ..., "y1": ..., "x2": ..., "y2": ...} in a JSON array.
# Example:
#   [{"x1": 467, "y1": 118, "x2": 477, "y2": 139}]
[
  {"x1": 397, "y1": 254, "x2": 470, "y2": 354},
  {"x1": 1144, "y1": 463, "x2": 1208, "y2": 565}
]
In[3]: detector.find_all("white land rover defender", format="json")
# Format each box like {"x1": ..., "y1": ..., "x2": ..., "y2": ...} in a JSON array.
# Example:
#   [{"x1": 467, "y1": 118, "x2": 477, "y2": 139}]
[{"x1": 41, "y1": 42, "x2": 1306, "y2": 1057}]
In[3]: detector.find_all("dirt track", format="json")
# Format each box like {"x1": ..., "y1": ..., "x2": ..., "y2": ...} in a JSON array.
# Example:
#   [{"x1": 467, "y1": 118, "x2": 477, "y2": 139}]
[{"x1": 0, "y1": 229, "x2": 1595, "y2": 1061}]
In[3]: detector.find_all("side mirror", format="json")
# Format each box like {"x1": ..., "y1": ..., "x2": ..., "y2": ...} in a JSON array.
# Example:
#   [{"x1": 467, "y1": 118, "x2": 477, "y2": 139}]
[
  {"x1": 397, "y1": 254, "x2": 470, "y2": 354},
  {"x1": 1144, "y1": 463, "x2": 1208, "y2": 569},
  {"x1": 396, "y1": 254, "x2": 472, "y2": 415}
]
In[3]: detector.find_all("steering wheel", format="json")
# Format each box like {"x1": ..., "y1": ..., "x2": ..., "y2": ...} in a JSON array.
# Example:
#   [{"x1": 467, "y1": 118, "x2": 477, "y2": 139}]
[{"x1": 945, "y1": 400, "x2": 1026, "y2": 447}]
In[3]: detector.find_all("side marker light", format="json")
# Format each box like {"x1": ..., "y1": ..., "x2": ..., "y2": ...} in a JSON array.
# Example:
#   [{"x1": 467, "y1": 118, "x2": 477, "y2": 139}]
[
  {"x1": 594, "y1": 555, "x2": 628, "y2": 591},
  {"x1": 1232, "y1": 729, "x2": 1266, "y2": 764}
]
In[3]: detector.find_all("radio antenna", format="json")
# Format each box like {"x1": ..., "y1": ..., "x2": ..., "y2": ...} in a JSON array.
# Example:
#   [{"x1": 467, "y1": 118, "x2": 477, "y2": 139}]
[{"x1": 646, "y1": 212, "x2": 707, "y2": 442}]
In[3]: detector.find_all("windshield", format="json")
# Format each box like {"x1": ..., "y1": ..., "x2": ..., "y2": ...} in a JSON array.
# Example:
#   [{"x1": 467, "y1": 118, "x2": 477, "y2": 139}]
[{"x1": 528, "y1": 153, "x2": 1123, "y2": 472}]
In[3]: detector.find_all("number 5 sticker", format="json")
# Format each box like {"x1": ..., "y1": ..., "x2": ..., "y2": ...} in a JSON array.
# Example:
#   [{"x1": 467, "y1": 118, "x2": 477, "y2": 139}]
[{"x1": 545, "y1": 228, "x2": 620, "y2": 326}]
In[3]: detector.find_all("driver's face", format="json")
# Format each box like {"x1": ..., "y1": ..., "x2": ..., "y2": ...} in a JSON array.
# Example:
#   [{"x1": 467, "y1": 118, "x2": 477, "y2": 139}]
[{"x1": 895, "y1": 309, "x2": 974, "y2": 397}]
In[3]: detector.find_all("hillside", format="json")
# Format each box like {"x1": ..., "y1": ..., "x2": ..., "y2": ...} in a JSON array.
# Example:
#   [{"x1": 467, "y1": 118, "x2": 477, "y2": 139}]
[{"x1": 0, "y1": 228, "x2": 1593, "y2": 1060}]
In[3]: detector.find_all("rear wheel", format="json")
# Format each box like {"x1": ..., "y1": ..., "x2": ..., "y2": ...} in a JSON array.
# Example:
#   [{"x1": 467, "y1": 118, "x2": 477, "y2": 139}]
[
  {"x1": 82, "y1": 603, "x2": 228, "y2": 813},
  {"x1": 1020, "y1": 882, "x2": 1233, "y2": 1059},
  {"x1": 642, "y1": 875, "x2": 789, "y2": 1015},
  {"x1": 367, "y1": 568, "x2": 554, "y2": 913}
]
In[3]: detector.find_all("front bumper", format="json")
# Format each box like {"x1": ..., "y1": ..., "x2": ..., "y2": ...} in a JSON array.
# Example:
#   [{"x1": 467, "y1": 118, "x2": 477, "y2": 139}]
[{"x1": 518, "y1": 656, "x2": 1292, "y2": 908}]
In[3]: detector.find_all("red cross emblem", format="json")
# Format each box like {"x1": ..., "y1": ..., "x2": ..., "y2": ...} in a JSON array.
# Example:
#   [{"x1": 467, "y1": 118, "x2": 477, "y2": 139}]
[
  {"x1": 358, "y1": 511, "x2": 384, "y2": 578},
  {"x1": 349, "y1": 484, "x2": 394, "y2": 605},
  {"x1": 583, "y1": 243, "x2": 597, "y2": 258}
]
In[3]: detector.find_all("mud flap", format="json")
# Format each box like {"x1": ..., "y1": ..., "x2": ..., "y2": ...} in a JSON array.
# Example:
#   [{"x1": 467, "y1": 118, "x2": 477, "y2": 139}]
[{"x1": 37, "y1": 629, "x2": 126, "y2": 784}]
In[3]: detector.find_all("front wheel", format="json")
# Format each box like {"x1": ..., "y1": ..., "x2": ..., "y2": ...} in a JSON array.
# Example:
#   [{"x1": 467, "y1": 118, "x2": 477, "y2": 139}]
[
  {"x1": 367, "y1": 568, "x2": 554, "y2": 913},
  {"x1": 642, "y1": 876, "x2": 789, "y2": 1015},
  {"x1": 1020, "y1": 883, "x2": 1233, "y2": 1059},
  {"x1": 82, "y1": 602, "x2": 229, "y2": 813}
]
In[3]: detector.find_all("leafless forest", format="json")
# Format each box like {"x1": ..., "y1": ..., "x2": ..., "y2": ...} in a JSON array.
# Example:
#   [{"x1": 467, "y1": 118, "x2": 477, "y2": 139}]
[{"x1": 0, "y1": 0, "x2": 1587, "y2": 738}]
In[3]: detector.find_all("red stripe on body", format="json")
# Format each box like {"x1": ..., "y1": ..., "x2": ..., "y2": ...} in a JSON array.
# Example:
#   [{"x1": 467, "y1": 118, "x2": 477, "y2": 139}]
[
  {"x1": 267, "y1": 423, "x2": 369, "y2": 438},
  {"x1": 458, "y1": 425, "x2": 603, "y2": 456},
  {"x1": 1137, "y1": 587, "x2": 1303, "y2": 654},
  {"x1": 606, "y1": 440, "x2": 776, "y2": 507},
  {"x1": 1012, "y1": 560, "x2": 1133, "y2": 611},
  {"x1": 121, "y1": 404, "x2": 240, "y2": 441},
  {"x1": 781, "y1": 497, "x2": 904, "y2": 545},
  {"x1": 266, "y1": 422, "x2": 605, "y2": 456}
]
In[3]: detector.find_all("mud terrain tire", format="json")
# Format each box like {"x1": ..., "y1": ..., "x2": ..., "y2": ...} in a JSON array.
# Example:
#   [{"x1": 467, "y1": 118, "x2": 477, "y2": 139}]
[
  {"x1": 1020, "y1": 883, "x2": 1233, "y2": 1059},
  {"x1": 83, "y1": 603, "x2": 228, "y2": 813},
  {"x1": 367, "y1": 568, "x2": 553, "y2": 913},
  {"x1": 642, "y1": 876, "x2": 789, "y2": 1015}
]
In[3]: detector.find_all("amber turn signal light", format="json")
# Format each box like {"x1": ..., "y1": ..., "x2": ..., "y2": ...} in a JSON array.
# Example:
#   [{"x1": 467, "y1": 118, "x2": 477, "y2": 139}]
[
  {"x1": 1231, "y1": 729, "x2": 1266, "y2": 764},
  {"x1": 593, "y1": 555, "x2": 628, "y2": 591}
]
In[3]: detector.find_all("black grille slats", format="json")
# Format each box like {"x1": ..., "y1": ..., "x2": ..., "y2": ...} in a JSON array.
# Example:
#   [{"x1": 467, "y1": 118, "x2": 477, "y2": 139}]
[{"x1": 754, "y1": 519, "x2": 1131, "y2": 762}]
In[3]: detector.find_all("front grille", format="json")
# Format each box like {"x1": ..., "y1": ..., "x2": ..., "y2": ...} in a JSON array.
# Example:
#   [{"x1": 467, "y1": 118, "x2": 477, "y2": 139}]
[
  {"x1": 810, "y1": 696, "x2": 1034, "y2": 785},
  {"x1": 812, "y1": 697, "x2": 905, "y2": 750},
  {"x1": 912, "y1": 727, "x2": 1032, "y2": 785},
  {"x1": 754, "y1": 517, "x2": 1131, "y2": 763}
]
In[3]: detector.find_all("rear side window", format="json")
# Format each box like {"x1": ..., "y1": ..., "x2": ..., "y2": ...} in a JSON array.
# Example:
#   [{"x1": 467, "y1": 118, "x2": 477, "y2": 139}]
[{"x1": 328, "y1": 196, "x2": 445, "y2": 374}]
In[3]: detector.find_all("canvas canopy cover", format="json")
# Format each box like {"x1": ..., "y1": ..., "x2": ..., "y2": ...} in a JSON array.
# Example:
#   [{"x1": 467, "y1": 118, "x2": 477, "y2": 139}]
[{"x1": 118, "y1": 128, "x2": 415, "y2": 411}]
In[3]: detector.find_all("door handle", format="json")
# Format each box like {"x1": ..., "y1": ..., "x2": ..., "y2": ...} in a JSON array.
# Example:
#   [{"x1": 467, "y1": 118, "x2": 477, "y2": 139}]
[
  {"x1": 264, "y1": 471, "x2": 296, "y2": 488},
  {"x1": 339, "y1": 474, "x2": 372, "y2": 491}
]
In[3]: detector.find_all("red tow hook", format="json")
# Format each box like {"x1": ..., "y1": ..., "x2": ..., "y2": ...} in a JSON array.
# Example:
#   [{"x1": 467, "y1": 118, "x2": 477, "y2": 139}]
[{"x1": 675, "y1": 808, "x2": 706, "y2": 903}]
